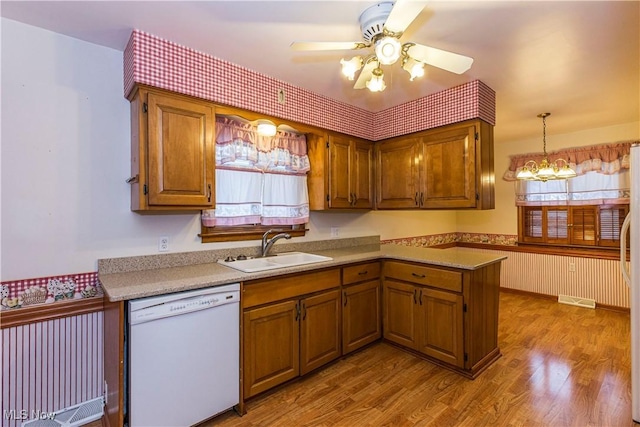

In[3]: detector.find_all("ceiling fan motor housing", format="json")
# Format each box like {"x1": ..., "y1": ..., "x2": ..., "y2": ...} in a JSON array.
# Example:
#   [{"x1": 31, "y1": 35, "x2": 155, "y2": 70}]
[{"x1": 359, "y1": 2, "x2": 394, "y2": 42}]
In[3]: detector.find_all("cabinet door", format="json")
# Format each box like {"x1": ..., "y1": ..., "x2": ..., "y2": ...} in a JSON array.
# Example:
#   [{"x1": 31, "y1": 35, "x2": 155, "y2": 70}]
[
  {"x1": 420, "y1": 124, "x2": 476, "y2": 208},
  {"x1": 352, "y1": 140, "x2": 373, "y2": 209},
  {"x1": 146, "y1": 92, "x2": 214, "y2": 207},
  {"x1": 243, "y1": 300, "x2": 299, "y2": 398},
  {"x1": 416, "y1": 287, "x2": 464, "y2": 368},
  {"x1": 343, "y1": 280, "x2": 381, "y2": 354},
  {"x1": 328, "y1": 135, "x2": 353, "y2": 208},
  {"x1": 382, "y1": 280, "x2": 417, "y2": 348},
  {"x1": 376, "y1": 138, "x2": 420, "y2": 209},
  {"x1": 300, "y1": 290, "x2": 341, "y2": 375}
]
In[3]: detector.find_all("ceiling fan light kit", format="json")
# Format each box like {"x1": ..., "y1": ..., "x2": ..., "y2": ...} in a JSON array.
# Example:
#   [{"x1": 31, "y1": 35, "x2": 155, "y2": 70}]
[{"x1": 291, "y1": 0, "x2": 474, "y2": 94}]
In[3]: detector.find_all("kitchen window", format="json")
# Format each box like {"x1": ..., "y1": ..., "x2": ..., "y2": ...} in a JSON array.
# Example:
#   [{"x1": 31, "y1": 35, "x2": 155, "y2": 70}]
[
  {"x1": 518, "y1": 204, "x2": 629, "y2": 248},
  {"x1": 200, "y1": 116, "x2": 310, "y2": 242},
  {"x1": 505, "y1": 141, "x2": 634, "y2": 250}
]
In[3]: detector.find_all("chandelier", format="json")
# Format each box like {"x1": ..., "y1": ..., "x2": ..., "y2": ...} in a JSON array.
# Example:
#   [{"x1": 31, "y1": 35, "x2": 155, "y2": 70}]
[{"x1": 516, "y1": 113, "x2": 577, "y2": 182}]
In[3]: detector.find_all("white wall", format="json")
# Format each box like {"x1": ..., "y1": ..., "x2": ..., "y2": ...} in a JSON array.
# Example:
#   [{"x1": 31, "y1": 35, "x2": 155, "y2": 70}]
[{"x1": 0, "y1": 19, "x2": 457, "y2": 281}]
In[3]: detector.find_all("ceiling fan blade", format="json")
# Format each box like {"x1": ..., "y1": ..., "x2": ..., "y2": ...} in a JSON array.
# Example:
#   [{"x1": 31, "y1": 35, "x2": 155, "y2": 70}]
[
  {"x1": 383, "y1": 0, "x2": 428, "y2": 35},
  {"x1": 290, "y1": 41, "x2": 368, "y2": 51},
  {"x1": 353, "y1": 60, "x2": 377, "y2": 89},
  {"x1": 406, "y1": 43, "x2": 474, "y2": 74}
]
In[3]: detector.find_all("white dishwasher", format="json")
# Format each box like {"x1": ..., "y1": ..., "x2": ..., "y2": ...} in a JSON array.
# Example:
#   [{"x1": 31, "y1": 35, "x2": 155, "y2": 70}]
[{"x1": 128, "y1": 283, "x2": 240, "y2": 427}]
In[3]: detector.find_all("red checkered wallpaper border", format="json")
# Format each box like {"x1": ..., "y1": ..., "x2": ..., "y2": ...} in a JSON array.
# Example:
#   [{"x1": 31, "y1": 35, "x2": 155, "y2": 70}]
[
  {"x1": 123, "y1": 30, "x2": 495, "y2": 141},
  {"x1": 1, "y1": 272, "x2": 103, "y2": 310}
]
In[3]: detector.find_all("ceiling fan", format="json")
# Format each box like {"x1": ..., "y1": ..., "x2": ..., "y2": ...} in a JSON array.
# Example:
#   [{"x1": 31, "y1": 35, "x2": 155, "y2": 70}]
[{"x1": 290, "y1": 0, "x2": 474, "y2": 92}]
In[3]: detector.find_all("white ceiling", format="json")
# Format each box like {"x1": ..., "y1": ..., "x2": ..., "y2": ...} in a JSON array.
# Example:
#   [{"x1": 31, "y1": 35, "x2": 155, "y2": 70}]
[{"x1": 1, "y1": 1, "x2": 638, "y2": 142}]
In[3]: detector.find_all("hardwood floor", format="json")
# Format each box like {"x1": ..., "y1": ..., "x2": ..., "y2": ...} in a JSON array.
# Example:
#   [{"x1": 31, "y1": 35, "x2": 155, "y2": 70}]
[{"x1": 207, "y1": 292, "x2": 634, "y2": 427}]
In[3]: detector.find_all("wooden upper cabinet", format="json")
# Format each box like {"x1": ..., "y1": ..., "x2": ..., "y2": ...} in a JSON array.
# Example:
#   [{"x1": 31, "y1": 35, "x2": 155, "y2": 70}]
[
  {"x1": 375, "y1": 119, "x2": 494, "y2": 210},
  {"x1": 421, "y1": 124, "x2": 476, "y2": 208},
  {"x1": 129, "y1": 86, "x2": 215, "y2": 212},
  {"x1": 375, "y1": 137, "x2": 421, "y2": 209},
  {"x1": 309, "y1": 133, "x2": 373, "y2": 210}
]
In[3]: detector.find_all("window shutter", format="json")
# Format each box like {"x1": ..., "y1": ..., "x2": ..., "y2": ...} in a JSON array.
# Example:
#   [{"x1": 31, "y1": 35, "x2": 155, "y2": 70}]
[
  {"x1": 520, "y1": 206, "x2": 544, "y2": 243},
  {"x1": 599, "y1": 205, "x2": 629, "y2": 247},
  {"x1": 570, "y1": 206, "x2": 597, "y2": 246},
  {"x1": 546, "y1": 207, "x2": 569, "y2": 244}
]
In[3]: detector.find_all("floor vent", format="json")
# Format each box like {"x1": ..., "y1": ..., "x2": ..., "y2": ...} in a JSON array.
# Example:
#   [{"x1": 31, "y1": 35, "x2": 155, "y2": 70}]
[
  {"x1": 558, "y1": 294, "x2": 596, "y2": 309},
  {"x1": 22, "y1": 397, "x2": 104, "y2": 427}
]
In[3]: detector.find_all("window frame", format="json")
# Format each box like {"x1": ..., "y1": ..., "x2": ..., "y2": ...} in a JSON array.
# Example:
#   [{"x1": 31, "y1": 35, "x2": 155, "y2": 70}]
[{"x1": 518, "y1": 203, "x2": 629, "y2": 249}]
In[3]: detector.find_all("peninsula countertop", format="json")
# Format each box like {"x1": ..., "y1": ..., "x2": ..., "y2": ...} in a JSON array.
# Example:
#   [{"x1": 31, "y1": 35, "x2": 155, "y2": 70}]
[{"x1": 98, "y1": 242, "x2": 507, "y2": 302}]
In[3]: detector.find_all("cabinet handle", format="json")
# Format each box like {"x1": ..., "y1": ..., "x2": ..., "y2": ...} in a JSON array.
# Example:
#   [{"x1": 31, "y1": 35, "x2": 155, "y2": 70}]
[
  {"x1": 413, "y1": 289, "x2": 417, "y2": 304},
  {"x1": 343, "y1": 292, "x2": 347, "y2": 306},
  {"x1": 414, "y1": 192, "x2": 419, "y2": 206},
  {"x1": 295, "y1": 303, "x2": 300, "y2": 321},
  {"x1": 419, "y1": 289, "x2": 423, "y2": 305},
  {"x1": 302, "y1": 303, "x2": 307, "y2": 320},
  {"x1": 411, "y1": 272, "x2": 426, "y2": 279},
  {"x1": 420, "y1": 192, "x2": 424, "y2": 206},
  {"x1": 358, "y1": 270, "x2": 368, "y2": 276},
  {"x1": 207, "y1": 184, "x2": 212, "y2": 203},
  {"x1": 352, "y1": 193, "x2": 357, "y2": 206}
]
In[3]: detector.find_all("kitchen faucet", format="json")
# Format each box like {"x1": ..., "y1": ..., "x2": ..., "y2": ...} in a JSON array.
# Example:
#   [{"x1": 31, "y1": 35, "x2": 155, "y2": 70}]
[{"x1": 261, "y1": 229, "x2": 291, "y2": 257}]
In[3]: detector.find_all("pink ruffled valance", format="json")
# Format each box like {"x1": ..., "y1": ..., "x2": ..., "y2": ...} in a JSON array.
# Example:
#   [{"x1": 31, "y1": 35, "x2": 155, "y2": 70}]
[
  {"x1": 503, "y1": 141, "x2": 636, "y2": 181},
  {"x1": 215, "y1": 117, "x2": 310, "y2": 174}
]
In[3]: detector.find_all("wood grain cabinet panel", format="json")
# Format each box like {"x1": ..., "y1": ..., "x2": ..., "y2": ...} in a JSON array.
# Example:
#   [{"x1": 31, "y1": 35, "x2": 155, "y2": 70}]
[
  {"x1": 375, "y1": 119, "x2": 494, "y2": 210},
  {"x1": 243, "y1": 300, "x2": 300, "y2": 398},
  {"x1": 417, "y1": 288, "x2": 464, "y2": 367},
  {"x1": 300, "y1": 290, "x2": 341, "y2": 375},
  {"x1": 129, "y1": 86, "x2": 215, "y2": 212},
  {"x1": 308, "y1": 133, "x2": 373, "y2": 210},
  {"x1": 343, "y1": 279, "x2": 381, "y2": 354},
  {"x1": 383, "y1": 279, "x2": 418, "y2": 348}
]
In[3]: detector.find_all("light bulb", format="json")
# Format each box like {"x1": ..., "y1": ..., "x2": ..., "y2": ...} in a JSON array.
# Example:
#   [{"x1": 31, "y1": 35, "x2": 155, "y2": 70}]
[
  {"x1": 340, "y1": 56, "x2": 363, "y2": 81},
  {"x1": 366, "y1": 67, "x2": 386, "y2": 92},
  {"x1": 402, "y1": 57, "x2": 425, "y2": 81}
]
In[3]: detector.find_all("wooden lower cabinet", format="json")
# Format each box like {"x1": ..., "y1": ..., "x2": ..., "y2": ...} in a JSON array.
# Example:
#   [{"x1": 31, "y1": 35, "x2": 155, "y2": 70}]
[
  {"x1": 242, "y1": 288, "x2": 341, "y2": 398},
  {"x1": 382, "y1": 280, "x2": 417, "y2": 349},
  {"x1": 342, "y1": 279, "x2": 381, "y2": 354},
  {"x1": 383, "y1": 278, "x2": 464, "y2": 368},
  {"x1": 382, "y1": 260, "x2": 501, "y2": 377},
  {"x1": 300, "y1": 290, "x2": 341, "y2": 375},
  {"x1": 243, "y1": 300, "x2": 300, "y2": 398},
  {"x1": 416, "y1": 287, "x2": 464, "y2": 368}
]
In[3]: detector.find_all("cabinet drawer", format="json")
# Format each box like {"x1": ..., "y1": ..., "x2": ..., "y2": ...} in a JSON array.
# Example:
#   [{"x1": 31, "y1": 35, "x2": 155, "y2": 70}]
[
  {"x1": 383, "y1": 261, "x2": 462, "y2": 293},
  {"x1": 243, "y1": 269, "x2": 341, "y2": 308},
  {"x1": 342, "y1": 262, "x2": 380, "y2": 285}
]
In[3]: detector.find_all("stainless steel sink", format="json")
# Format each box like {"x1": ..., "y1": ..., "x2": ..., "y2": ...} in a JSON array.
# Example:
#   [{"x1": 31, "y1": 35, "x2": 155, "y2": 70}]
[{"x1": 218, "y1": 252, "x2": 333, "y2": 273}]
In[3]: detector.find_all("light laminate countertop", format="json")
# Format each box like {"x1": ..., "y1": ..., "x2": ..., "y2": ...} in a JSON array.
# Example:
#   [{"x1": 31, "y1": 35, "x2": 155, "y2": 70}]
[{"x1": 99, "y1": 243, "x2": 507, "y2": 302}]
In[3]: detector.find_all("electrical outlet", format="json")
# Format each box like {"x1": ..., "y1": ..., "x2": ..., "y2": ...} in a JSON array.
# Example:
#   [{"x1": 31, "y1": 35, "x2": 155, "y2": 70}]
[
  {"x1": 159, "y1": 236, "x2": 169, "y2": 252},
  {"x1": 569, "y1": 262, "x2": 576, "y2": 272},
  {"x1": 330, "y1": 227, "x2": 339, "y2": 238}
]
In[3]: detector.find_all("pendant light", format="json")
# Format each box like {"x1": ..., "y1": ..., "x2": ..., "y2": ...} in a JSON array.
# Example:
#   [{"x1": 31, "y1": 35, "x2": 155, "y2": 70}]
[{"x1": 516, "y1": 113, "x2": 577, "y2": 182}]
